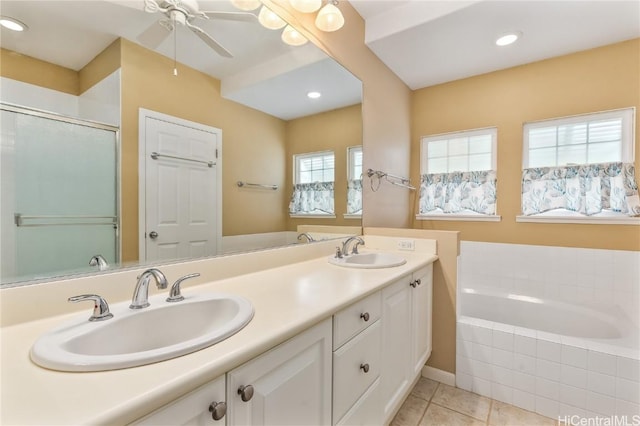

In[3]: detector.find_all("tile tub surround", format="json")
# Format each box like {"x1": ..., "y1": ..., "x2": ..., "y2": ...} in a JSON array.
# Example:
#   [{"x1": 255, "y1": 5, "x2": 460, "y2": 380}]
[{"x1": 456, "y1": 242, "x2": 640, "y2": 419}]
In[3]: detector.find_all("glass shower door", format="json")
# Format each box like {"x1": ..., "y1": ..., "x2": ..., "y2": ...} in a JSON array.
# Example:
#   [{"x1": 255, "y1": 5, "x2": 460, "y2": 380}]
[{"x1": 1, "y1": 107, "x2": 118, "y2": 282}]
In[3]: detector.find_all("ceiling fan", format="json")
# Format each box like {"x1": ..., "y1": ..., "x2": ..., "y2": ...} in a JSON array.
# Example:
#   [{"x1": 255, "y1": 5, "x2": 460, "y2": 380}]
[{"x1": 138, "y1": 0, "x2": 256, "y2": 58}]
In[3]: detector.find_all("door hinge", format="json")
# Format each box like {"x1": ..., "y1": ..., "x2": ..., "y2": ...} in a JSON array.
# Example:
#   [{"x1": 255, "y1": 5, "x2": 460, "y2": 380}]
[{"x1": 215, "y1": 148, "x2": 219, "y2": 159}]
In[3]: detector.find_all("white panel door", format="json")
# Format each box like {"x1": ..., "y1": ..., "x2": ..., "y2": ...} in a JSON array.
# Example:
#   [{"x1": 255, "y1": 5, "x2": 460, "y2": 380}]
[
  {"x1": 142, "y1": 113, "x2": 220, "y2": 262},
  {"x1": 411, "y1": 265, "x2": 433, "y2": 376}
]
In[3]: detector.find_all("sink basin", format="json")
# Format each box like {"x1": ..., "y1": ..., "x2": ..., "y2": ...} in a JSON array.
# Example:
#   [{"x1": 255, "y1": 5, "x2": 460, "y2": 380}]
[
  {"x1": 328, "y1": 252, "x2": 406, "y2": 269},
  {"x1": 30, "y1": 293, "x2": 254, "y2": 372}
]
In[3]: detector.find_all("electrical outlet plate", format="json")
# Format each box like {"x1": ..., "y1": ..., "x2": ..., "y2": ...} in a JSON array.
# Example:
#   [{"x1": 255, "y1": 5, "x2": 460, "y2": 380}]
[{"x1": 397, "y1": 239, "x2": 415, "y2": 251}]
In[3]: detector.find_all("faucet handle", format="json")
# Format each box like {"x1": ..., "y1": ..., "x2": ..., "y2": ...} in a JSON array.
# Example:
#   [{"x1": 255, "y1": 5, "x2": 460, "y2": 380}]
[
  {"x1": 335, "y1": 247, "x2": 343, "y2": 259},
  {"x1": 68, "y1": 294, "x2": 113, "y2": 322},
  {"x1": 352, "y1": 239, "x2": 365, "y2": 255},
  {"x1": 167, "y1": 273, "x2": 200, "y2": 302}
]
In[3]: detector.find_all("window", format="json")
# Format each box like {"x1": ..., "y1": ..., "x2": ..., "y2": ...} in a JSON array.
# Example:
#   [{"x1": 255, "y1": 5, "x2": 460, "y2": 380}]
[
  {"x1": 418, "y1": 128, "x2": 499, "y2": 220},
  {"x1": 523, "y1": 108, "x2": 634, "y2": 168},
  {"x1": 346, "y1": 146, "x2": 363, "y2": 217},
  {"x1": 421, "y1": 127, "x2": 497, "y2": 174},
  {"x1": 289, "y1": 151, "x2": 335, "y2": 216},
  {"x1": 520, "y1": 108, "x2": 639, "y2": 222}
]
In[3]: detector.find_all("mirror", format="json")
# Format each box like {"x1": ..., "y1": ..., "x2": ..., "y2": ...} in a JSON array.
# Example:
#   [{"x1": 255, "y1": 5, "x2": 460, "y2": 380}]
[{"x1": 0, "y1": 0, "x2": 362, "y2": 287}]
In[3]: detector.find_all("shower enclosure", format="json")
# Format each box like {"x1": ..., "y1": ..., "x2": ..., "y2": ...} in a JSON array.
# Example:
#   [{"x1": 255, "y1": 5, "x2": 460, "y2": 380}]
[{"x1": 1, "y1": 104, "x2": 119, "y2": 284}]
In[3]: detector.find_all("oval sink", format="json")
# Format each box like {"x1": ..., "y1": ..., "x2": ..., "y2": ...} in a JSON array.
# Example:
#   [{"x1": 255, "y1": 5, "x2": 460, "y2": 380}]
[
  {"x1": 30, "y1": 293, "x2": 254, "y2": 372},
  {"x1": 328, "y1": 252, "x2": 407, "y2": 269}
]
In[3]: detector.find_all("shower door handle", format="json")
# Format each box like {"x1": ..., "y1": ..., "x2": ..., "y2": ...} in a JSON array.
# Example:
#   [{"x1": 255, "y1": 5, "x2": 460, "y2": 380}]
[{"x1": 149, "y1": 231, "x2": 158, "y2": 239}]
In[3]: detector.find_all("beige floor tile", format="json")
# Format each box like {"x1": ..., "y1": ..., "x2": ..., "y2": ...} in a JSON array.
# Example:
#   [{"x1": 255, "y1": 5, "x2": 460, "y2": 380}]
[
  {"x1": 391, "y1": 394, "x2": 430, "y2": 426},
  {"x1": 419, "y1": 403, "x2": 486, "y2": 426},
  {"x1": 431, "y1": 384, "x2": 491, "y2": 421},
  {"x1": 488, "y1": 400, "x2": 556, "y2": 426},
  {"x1": 411, "y1": 377, "x2": 439, "y2": 401}
]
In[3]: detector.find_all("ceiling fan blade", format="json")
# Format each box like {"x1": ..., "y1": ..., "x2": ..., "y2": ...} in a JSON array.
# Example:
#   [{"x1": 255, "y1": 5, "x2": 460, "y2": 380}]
[
  {"x1": 137, "y1": 20, "x2": 172, "y2": 49},
  {"x1": 186, "y1": 22, "x2": 233, "y2": 58},
  {"x1": 201, "y1": 11, "x2": 257, "y2": 22}
]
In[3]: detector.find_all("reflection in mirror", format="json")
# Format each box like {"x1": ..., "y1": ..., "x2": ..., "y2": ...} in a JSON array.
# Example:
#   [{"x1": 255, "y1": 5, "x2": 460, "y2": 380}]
[{"x1": 0, "y1": 0, "x2": 362, "y2": 287}]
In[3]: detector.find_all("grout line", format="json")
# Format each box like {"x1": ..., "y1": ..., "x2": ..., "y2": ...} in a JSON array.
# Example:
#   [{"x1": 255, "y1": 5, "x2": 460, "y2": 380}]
[{"x1": 486, "y1": 399, "x2": 494, "y2": 425}]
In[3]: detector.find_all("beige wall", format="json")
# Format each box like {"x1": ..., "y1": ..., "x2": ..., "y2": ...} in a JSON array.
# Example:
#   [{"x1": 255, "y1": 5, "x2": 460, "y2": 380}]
[
  {"x1": 411, "y1": 39, "x2": 640, "y2": 251},
  {"x1": 286, "y1": 104, "x2": 362, "y2": 229},
  {"x1": 1, "y1": 48, "x2": 79, "y2": 95}
]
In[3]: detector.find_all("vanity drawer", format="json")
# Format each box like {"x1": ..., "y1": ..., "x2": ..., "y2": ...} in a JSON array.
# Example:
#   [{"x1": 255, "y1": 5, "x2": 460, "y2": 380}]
[
  {"x1": 333, "y1": 291, "x2": 381, "y2": 349},
  {"x1": 336, "y1": 378, "x2": 382, "y2": 426},
  {"x1": 333, "y1": 320, "x2": 381, "y2": 423}
]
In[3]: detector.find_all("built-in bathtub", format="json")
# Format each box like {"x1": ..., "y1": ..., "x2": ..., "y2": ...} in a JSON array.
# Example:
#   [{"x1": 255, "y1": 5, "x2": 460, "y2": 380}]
[{"x1": 456, "y1": 242, "x2": 640, "y2": 421}]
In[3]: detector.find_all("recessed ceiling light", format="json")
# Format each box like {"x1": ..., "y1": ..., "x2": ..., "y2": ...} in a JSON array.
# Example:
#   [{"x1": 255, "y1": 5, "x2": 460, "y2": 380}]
[
  {"x1": 496, "y1": 32, "x2": 520, "y2": 47},
  {"x1": 307, "y1": 91, "x2": 321, "y2": 99},
  {"x1": 0, "y1": 16, "x2": 27, "y2": 32}
]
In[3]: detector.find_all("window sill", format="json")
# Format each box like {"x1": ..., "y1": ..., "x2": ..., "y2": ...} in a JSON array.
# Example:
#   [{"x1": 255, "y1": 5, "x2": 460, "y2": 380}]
[
  {"x1": 289, "y1": 214, "x2": 336, "y2": 219},
  {"x1": 343, "y1": 214, "x2": 362, "y2": 220},
  {"x1": 516, "y1": 214, "x2": 640, "y2": 225},
  {"x1": 416, "y1": 214, "x2": 501, "y2": 222}
]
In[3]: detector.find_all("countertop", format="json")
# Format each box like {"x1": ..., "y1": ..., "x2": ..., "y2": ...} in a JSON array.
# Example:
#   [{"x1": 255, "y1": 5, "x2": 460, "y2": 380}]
[{"x1": 0, "y1": 249, "x2": 437, "y2": 425}]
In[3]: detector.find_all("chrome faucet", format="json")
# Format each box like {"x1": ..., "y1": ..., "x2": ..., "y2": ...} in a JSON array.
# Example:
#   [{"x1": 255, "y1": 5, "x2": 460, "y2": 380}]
[
  {"x1": 130, "y1": 268, "x2": 168, "y2": 309},
  {"x1": 341, "y1": 236, "x2": 365, "y2": 255},
  {"x1": 297, "y1": 232, "x2": 315, "y2": 243},
  {"x1": 89, "y1": 254, "x2": 109, "y2": 271}
]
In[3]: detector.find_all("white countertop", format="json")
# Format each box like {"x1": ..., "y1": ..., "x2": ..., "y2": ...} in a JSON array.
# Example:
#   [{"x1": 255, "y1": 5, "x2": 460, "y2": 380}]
[{"x1": 0, "y1": 249, "x2": 437, "y2": 425}]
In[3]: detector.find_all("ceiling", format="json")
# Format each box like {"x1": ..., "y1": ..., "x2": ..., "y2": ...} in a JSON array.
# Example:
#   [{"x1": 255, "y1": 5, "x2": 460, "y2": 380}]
[
  {"x1": 350, "y1": 0, "x2": 640, "y2": 90},
  {"x1": 0, "y1": 0, "x2": 361, "y2": 120}
]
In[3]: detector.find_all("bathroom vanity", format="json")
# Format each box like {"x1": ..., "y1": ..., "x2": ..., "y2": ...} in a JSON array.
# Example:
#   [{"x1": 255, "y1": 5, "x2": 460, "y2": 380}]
[{"x1": 0, "y1": 236, "x2": 436, "y2": 425}]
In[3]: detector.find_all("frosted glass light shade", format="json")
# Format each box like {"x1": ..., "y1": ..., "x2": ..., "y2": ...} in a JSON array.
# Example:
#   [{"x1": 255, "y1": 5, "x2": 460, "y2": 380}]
[
  {"x1": 281, "y1": 25, "x2": 308, "y2": 46},
  {"x1": 230, "y1": 0, "x2": 261, "y2": 11},
  {"x1": 258, "y1": 6, "x2": 286, "y2": 30},
  {"x1": 315, "y1": 3, "x2": 344, "y2": 32},
  {"x1": 289, "y1": 0, "x2": 321, "y2": 13}
]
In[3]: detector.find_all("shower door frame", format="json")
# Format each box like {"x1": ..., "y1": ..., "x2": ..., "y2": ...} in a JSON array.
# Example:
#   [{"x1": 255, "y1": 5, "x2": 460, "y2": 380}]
[{"x1": 0, "y1": 102, "x2": 121, "y2": 279}]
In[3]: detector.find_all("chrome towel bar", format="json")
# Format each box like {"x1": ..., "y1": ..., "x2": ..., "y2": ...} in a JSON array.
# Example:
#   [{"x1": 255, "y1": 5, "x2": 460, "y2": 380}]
[
  {"x1": 150, "y1": 152, "x2": 214, "y2": 168},
  {"x1": 237, "y1": 181, "x2": 278, "y2": 190}
]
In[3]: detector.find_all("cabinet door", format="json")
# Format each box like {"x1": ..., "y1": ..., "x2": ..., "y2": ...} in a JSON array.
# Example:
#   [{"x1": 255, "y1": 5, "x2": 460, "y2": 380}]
[
  {"x1": 379, "y1": 276, "x2": 412, "y2": 421},
  {"x1": 336, "y1": 378, "x2": 382, "y2": 426},
  {"x1": 226, "y1": 318, "x2": 332, "y2": 425},
  {"x1": 411, "y1": 264, "x2": 433, "y2": 376},
  {"x1": 133, "y1": 375, "x2": 226, "y2": 425}
]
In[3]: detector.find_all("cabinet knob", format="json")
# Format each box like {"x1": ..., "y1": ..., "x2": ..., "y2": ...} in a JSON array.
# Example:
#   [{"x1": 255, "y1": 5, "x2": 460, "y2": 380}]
[
  {"x1": 410, "y1": 280, "x2": 417, "y2": 288},
  {"x1": 208, "y1": 401, "x2": 227, "y2": 421},
  {"x1": 360, "y1": 363, "x2": 370, "y2": 373},
  {"x1": 415, "y1": 278, "x2": 422, "y2": 286},
  {"x1": 360, "y1": 312, "x2": 370, "y2": 322},
  {"x1": 238, "y1": 384, "x2": 254, "y2": 402}
]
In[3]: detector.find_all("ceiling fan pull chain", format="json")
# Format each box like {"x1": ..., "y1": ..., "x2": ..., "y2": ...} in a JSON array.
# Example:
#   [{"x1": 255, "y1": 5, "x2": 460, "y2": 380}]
[{"x1": 173, "y1": 18, "x2": 178, "y2": 76}]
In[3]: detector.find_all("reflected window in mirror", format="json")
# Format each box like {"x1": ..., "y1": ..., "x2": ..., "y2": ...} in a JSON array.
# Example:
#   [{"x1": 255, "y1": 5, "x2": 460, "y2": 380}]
[
  {"x1": 346, "y1": 146, "x2": 363, "y2": 218},
  {"x1": 290, "y1": 151, "x2": 335, "y2": 217}
]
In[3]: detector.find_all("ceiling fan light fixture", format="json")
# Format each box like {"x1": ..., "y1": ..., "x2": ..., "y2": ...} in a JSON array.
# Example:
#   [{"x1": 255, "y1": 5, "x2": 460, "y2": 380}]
[
  {"x1": 315, "y1": 1, "x2": 344, "y2": 32},
  {"x1": 290, "y1": 0, "x2": 322, "y2": 13},
  {"x1": 0, "y1": 16, "x2": 27, "y2": 32},
  {"x1": 281, "y1": 25, "x2": 308, "y2": 46},
  {"x1": 258, "y1": 5, "x2": 286, "y2": 30},
  {"x1": 230, "y1": 0, "x2": 261, "y2": 11},
  {"x1": 307, "y1": 91, "x2": 321, "y2": 99}
]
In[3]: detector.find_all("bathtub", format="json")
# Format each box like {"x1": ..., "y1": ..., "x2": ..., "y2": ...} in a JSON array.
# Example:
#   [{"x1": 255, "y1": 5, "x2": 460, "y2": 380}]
[{"x1": 456, "y1": 287, "x2": 640, "y2": 420}]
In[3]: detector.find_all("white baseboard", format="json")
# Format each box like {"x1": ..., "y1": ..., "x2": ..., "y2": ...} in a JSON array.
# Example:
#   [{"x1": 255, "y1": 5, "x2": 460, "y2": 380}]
[{"x1": 421, "y1": 365, "x2": 455, "y2": 386}]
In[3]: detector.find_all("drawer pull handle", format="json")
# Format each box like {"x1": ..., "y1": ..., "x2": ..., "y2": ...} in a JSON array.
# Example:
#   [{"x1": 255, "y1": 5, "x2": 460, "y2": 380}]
[
  {"x1": 360, "y1": 312, "x2": 370, "y2": 322},
  {"x1": 238, "y1": 385, "x2": 254, "y2": 402},
  {"x1": 360, "y1": 363, "x2": 370, "y2": 373},
  {"x1": 208, "y1": 401, "x2": 227, "y2": 420}
]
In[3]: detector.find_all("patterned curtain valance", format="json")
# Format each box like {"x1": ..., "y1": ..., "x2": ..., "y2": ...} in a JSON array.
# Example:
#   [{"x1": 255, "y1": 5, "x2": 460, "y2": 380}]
[
  {"x1": 289, "y1": 182, "x2": 334, "y2": 215},
  {"x1": 419, "y1": 170, "x2": 497, "y2": 215},
  {"x1": 346, "y1": 179, "x2": 362, "y2": 215},
  {"x1": 521, "y1": 162, "x2": 640, "y2": 216}
]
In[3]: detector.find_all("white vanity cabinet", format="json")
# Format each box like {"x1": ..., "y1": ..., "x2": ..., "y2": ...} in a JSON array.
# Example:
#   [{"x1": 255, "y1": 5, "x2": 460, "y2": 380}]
[
  {"x1": 332, "y1": 291, "x2": 382, "y2": 425},
  {"x1": 380, "y1": 264, "x2": 433, "y2": 423},
  {"x1": 132, "y1": 375, "x2": 227, "y2": 425},
  {"x1": 226, "y1": 318, "x2": 332, "y2": 425}
]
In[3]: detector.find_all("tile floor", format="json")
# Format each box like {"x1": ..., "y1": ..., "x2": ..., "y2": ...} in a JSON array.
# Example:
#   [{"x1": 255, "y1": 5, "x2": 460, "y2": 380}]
[{"x1": 391, "y1": 378, "x2": 557, "y2": 426}]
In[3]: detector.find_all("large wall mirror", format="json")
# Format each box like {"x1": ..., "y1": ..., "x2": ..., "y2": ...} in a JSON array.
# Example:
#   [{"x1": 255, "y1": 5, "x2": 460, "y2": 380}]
[{"x1": 0, "y1": 0, "x2": 363, "y2": 287}]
